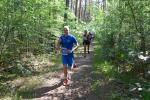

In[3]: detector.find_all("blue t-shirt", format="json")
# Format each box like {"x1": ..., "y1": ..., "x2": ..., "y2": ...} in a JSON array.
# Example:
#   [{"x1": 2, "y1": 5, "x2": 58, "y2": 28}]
[{"x1": 59, "y1": 34, "x2": 77, "y2": 55}]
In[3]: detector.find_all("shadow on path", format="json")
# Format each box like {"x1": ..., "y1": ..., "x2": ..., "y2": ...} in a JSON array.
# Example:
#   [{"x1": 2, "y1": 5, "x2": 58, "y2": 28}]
[
  {"x1": 22, "y1": 45, "x2": 97, "y2": 100},
  {"x1": 21, "y1": 79, "x2": 63, "y2": 99}
]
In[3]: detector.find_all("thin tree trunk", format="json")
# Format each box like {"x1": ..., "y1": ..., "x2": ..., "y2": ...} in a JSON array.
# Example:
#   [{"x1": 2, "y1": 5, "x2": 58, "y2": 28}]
[
  {"x1": 78, "y1": 0, "x2": 82, "y2": 20},
  {"x1": 102, "y1": 0, "x2": 106, "y2": 11},
  {"x1": 81, "y1": 7, "x2": 83, "y2": 19},
  {"x1": 89, "y1": 0, "x2": 93, "y2": 17},
  {"x1": 75, "y1": 0, "x2": 78, "y2": 17},
  {"x1": 84, "y1": 0, "x2": 87, "y2": 20},
  {"x1": 139, "y1": 20, "x2": 146, "y2": 55},
  {"x1": 64, "y1": 0, "x2": 69, "y2": 23},
  {"x1": 70, "y1": 0, "x2": 73, "y2": 10},
  {"x1": 66, "y1": 0, "x2": 69, "y2": 8},
  {"x1": 97, "y1": 0, "x2": 100, "y2": 8},
  {"x1": 89, "y1": 0, "x2": 91, "y2": 15}
]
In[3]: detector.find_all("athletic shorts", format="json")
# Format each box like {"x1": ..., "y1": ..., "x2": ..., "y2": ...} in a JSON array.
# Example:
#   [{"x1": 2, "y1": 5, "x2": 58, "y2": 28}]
[
  {"x1": 83, "y1": 40, "x2": 90, "y2": 45},
  {"x1": 62, "y1": 55, "x2": 74, "y2": 68}
]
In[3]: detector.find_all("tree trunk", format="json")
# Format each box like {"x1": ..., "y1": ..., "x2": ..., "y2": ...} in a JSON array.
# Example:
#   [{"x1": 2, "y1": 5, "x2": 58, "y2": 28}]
[
  {"x1": 64, "y1": 0, "x2": 69, "y2": 23},
  {"x1": 89, "y1": 0, "x2": 93, "y2": 17},
  {"x1": 84, "y1": 0, "x2": 87, "y2": 20},
  {"x1": 75, "y1": 0, "x2": 78, "y2": 17},
  {"x1": 102, "y1": 0, "x2": 106, "y2": 11},
  {"x1": 139, "y1": 22, "x2": 146, "y2": 55},
  {"x1": 78, "y1": 0, "x2": 82, "y2": 20},
  {"x1": 70, "y1": 0, "x2": 73, "y2": 11},
  {"x1": 66, "y1": 0, "x2": 69, "y2": 9},
  {"x1": 96, "y1": 0, "x2": 100, "y2": 8}
]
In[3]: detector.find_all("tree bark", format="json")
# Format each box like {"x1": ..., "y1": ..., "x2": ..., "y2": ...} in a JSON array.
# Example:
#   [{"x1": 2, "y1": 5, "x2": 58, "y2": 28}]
[
  {"x1": 70, "y1": 0, "x2": 73, "y2": 10},
  {"x1": 102, "y1": 0, "x2": 106, "y2": 11},
  {"x1": 66, "y1": 0, "x2": 69, "y2": 9},
  {"x1": 78, "y1": 0, "x2": 82, "y2": 20},
  {"x1": 75, "y1": 0, "x2": 78, "y2": 17},
  {"x1": 64, "y1": 0, "x2": 69, "y2": 23},
  {"x1": 84, "y1": 0, "x2": 87, "y2": 19}
]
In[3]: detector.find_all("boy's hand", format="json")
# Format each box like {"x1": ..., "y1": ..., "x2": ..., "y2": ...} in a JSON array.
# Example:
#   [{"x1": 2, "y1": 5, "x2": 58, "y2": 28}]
[{"x1": 67, "y1": 49, "x2": 72, "y2": 54}]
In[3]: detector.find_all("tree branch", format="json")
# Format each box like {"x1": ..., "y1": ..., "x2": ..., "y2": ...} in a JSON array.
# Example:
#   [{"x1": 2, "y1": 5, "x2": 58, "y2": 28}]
[{"x1": 127, "y1": 0, "x2": 140, "y2": 33}]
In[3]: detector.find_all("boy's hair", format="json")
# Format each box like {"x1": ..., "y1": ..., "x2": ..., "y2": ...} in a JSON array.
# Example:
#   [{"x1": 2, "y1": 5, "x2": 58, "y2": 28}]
[{"x1": 64, "y1": 26, "x2": 69, "y2": 32}]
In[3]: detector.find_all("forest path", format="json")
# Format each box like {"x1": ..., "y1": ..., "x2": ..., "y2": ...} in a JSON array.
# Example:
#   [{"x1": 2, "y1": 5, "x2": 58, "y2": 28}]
[{"x1": 24, "y1": 44, "x2": 111, "y2": 100}]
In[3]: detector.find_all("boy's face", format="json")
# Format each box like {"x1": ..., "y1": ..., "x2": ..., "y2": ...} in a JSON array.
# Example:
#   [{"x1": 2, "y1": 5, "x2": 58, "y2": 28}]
[{"x1": 64, "y1": 28, "x2": 69, "y2": 34}]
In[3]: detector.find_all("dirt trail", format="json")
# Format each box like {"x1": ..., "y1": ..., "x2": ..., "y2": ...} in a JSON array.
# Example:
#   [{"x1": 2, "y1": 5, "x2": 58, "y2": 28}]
[
  {"x1": 27, "y1": 46, "x2": 93, "y2": 100},
  {"x1": 23, "y1": 45, "x2": 110, "y2": 100}
]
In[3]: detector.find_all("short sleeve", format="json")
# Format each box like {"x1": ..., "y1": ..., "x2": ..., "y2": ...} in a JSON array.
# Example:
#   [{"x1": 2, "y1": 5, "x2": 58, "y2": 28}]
[
  {"x1": 59, "y1": 36, "x2": 62, "y2": 44},
  {"x1": 72, "y1": 35, "x2": 77, "y2": 45}
]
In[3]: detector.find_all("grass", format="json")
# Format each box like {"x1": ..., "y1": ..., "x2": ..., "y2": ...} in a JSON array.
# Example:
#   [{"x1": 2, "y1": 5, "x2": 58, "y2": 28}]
[
  {"x1": 0, "y1": 53, "x2": 62, "y2": 99},
  {"x1": 91, "y1": 42, "x2": 150, "y2": 100},
  {"x1": 16, "y1": 77, "x2": 43, "y2": 99},
  {"x1": 16, "y1": 54, "x2": 62, "y2": 99}
]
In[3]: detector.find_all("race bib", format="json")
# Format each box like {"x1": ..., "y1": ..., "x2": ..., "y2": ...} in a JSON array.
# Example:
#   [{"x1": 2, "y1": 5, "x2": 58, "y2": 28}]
[{"x1": 62, "y1": 47, "x2": 68, "y2": 55}]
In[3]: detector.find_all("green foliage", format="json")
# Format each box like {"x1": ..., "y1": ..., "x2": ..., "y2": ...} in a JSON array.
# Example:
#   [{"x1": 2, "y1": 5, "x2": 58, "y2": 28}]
[
  {"x1": 93, "y1": 43, "x2": 118, "y2": 77},
  {"x1": 0, "y1": 0, "x2": 65, "y2": 68},
  {"x1": 0, "y1": 0, "x2": 84, "y2": 67},
  {"x1": 91, "y1": 0, "x2": 150, "y2": 99},
  {"x1": 0, "y1": 82, "x2": 10, "y2": 97},
  {"x1": 0, "y1": 0, "x2": 65, "y2": 98},
  {"x1": 142, "y1": 89, "x2": 150, "y2": 100},
  {"x1": 92, "y1": 42, "x2": 150, "y2": 100},
  {"x1": 90, "y1": 0, "x2": 150, "y2": 69}
]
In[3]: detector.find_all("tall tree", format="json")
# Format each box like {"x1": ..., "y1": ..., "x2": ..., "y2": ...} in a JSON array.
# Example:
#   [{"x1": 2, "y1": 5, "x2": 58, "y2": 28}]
[
  {"x1": 84, "y1": 0, "x2": 87, "y2": 19},
  {"x1": 66, "y1": 0, "x2": 69, "y2": 8},
  {"x1": 70, "y1": 0, "x2": 73, "y2": 11},
  {"x1": 102, "y1": 0, "x2": 106, "y2": 11},
  {"x1": 78, "y1": 0, "x2": 82, "y2": 20},
  {"x1": 89, "y1": 0, "x2": 93, "y2": 17},
  {"x1": 64, "y1": 0, "x2": 69, "y2": 23},
  {"x1": 75, "y1": 0, "x2": 78, "y2": 17}
]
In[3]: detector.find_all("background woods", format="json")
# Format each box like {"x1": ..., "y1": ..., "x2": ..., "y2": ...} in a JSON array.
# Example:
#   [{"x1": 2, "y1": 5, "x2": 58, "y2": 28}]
[
  {"x1": 0, "y1": 0, "x2": 65, "y2": 67},
  {"x1": 0, "y1": 0, "x2": 150, "y2": 99},
  {"x1": 91, "y1": 0, "x2": 150, "y2": 99}
]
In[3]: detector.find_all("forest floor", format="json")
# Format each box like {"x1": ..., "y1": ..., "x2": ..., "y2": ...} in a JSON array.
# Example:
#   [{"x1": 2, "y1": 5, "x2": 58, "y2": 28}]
[
  {"x1": 1, "y1": 44, "x2": 148, "y2": 100},
  {"x1": 1, "y1": 44, "x2": 113, "y2": 100},
  {"x1": 23, "y1": 45, "x2": 112, "y2": 100}
]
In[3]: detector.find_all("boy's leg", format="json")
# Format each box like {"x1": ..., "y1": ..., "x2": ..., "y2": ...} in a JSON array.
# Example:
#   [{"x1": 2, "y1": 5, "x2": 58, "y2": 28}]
[
  {"x1": 67, "y1": 56, "x2": 74, "y2": 80},
  {"x1": 88, "y1": 44, "x2": 90, "y2": 54},
  {"x1": 62, "y1": 56, "x2": 69, "y2": 85},
  {"x1": 84, "y1": 44, "x2": 86, "y2": 57},
  {"x1": 68, "y1": 57, "x2": 78, "y2": 72},
  {"x1": 68, "y1": 56, "x2": 74, "y2": 70},
  {"x1": 63, "y1": 64, "x2": 68, "y2": 79},
  {"x1": 63, "y1": 64, "x2": 69, "y2": 85}
]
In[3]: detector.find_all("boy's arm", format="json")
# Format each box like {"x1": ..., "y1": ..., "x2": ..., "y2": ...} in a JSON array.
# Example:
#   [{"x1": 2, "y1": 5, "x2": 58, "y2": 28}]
[
  {"x1": 67, "y1": 42, "x2": 79, "y2": 53},
  {"x1": 55, "y1": 38, "x2": 61, "y2": 50},
  {"x1": 72, "y1": 42, "x2": 79, "y2": 52}
]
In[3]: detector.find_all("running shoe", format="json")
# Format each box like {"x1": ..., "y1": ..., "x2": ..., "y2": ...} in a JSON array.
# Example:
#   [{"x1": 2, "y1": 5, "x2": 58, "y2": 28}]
[{"x1": 63, "y1": 79, "x2": 69, "y2": 86}]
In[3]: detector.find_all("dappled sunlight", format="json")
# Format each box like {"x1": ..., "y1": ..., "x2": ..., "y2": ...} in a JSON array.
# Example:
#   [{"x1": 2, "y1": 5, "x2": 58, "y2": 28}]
[
  {"x1": 21, "y1": 53, "x2": 56, "y2": 72},
  {"x1": 0, "y1": 0, "x2": 150, "y2": 99}
]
